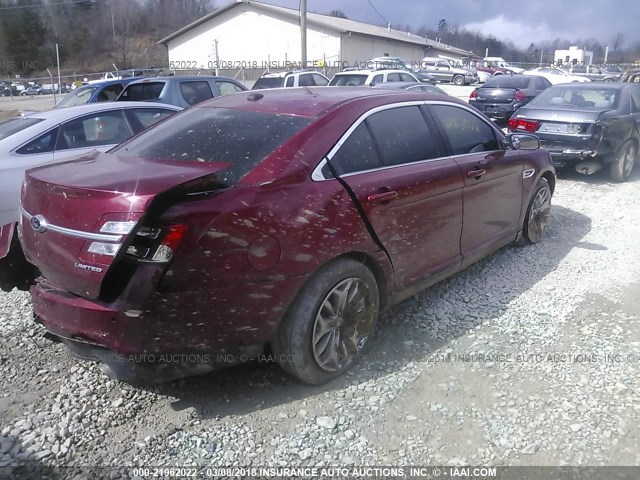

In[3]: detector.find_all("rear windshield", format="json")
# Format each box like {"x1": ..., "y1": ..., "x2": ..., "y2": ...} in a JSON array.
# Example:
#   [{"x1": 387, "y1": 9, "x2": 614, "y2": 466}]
[
  {"x1": 530, "y1": 87, "x2": 619, "y2": 110},
  {"x1": 253, "y1": 77, "x2": 284, "y2": 90},
  {"x1": 114, "y1": 107, "x2": 311, "y2": 185},
  {"x1": 329, "y1": 75, "x2": 368, "y2": 86},
  {"x1": 55, "y1": 86, "x2": 97, "y2": 108},
  {"x1": 0, "y1": 117, "x2": 44, "y2": 141},
  {"x1": 483, "y1": 76, "x2": 530, "y2": 89},
  {"x1": 119, "y1": 82, "x2": 165, "y2": 101}
]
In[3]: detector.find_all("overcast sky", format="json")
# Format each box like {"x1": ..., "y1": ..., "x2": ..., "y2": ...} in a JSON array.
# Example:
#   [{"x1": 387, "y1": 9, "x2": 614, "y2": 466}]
[{"x1": 260, "y1": 0, "x2": 639, "y2": 49}]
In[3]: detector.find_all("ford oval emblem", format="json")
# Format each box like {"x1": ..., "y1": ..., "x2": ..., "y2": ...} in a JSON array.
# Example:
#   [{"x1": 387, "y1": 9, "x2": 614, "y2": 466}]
[{"x1": 30, "y1": 215, "x2": 48, "y2": 233}]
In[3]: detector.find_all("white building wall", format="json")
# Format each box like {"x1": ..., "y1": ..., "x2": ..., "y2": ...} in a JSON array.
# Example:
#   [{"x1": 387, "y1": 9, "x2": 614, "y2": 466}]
[
  {"x1": 341, "y1": 34, "x2": 425, "y2": 64},
  {"x1": 555, "y1": 46, "x2": 594, "y2": 65},
  {"x1": 166, "y1": 5, "x2": 341, "y2": 69}
]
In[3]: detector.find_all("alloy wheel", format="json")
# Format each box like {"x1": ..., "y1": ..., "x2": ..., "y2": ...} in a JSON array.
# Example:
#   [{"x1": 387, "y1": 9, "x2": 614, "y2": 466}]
[
  {"x1": 312, "y1": 277, "x2": 375, "y2": 372},
  {"x1": 527, "y1": 185, "x2": 552, "y2": 243}
]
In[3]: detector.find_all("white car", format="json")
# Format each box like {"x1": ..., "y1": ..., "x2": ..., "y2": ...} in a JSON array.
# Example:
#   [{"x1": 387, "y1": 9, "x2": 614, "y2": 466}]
[
  {"x1": 522, "y1": 67, "x2": 591, "y2": 85},
  {"x1": 253, "y1": 70, "x2": 330, "y2": 89},
  {"x1": 329, "y1": 69, "x2": 419, "y2": 86},
  {"x1": 0, "y1": 102, "x2": 181, "y2": 265}
]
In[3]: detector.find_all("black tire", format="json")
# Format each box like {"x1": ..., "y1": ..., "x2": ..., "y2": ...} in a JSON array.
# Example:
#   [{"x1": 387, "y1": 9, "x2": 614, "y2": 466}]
[
  {"x1": 453, "y1": 75, "x2": 465, "y2": 86},
  {"x1": 0, "y1": 232, "x2": 39, "y2": 291},
  {"x1": 272, "y1": 258, "x2": 379, "y2": 385},
  {"x1": 609, "y1": 141, "x2": 637, "y2": 182},
  {"x1": 517, "y1": 178, "x2": 552, "y2": 246}
]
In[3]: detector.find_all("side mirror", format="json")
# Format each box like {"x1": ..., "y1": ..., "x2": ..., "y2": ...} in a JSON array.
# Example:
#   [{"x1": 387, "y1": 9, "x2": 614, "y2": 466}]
[{"x1": 505, "y1": 133, "x2": 540, "y2": 150}]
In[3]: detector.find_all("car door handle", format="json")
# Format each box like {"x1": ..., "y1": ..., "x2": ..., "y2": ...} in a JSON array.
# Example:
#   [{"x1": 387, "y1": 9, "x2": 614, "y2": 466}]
[
  {"x1": 467, "y1": 169, "x2": 487, "y2": 178},
  {"x1": 367, "y1": 191, "x2": 399, "y2": 202}
]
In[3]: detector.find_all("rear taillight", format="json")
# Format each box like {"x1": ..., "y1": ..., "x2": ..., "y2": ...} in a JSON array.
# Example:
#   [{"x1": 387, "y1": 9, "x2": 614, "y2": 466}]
[
  {"x1": 470, "y1": 89, "x2": 478, "y2": 99},
  {"x1": 513, "y1": 90, "x2": 526, "y2": 102},
  {"x1": 508, "y1": 118, "x2": 540, "y2": 133},
  {"x1": 127, "y1": 223, "x2": 186, "y2": 263},
  {"x1": 80, "y1": 216, "x2": 141, "y2": 264}
]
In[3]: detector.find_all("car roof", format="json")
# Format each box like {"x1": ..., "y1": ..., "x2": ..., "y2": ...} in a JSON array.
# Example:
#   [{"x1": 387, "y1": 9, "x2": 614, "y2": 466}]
[
  {"x1": 547, "y1": 82, "x2": 628, "y2": 90},
  {"x1": 261, "y1": 70, "x2": 318, "y2": 78},
  {"x1": 372, "y1": 81, "x2": 424, "y2": 89},
  {"x1": 124, "y1": 75, "x2": 235, "y2": 85},
  {"x1": 333, "y1": 69, "x2": 407, "y2": 76},
  {"x1": 195, "y1": 86, "x2": 464, "y2": 118},
  {"x1": 27, "y1": 101, "x2": 181, "y2": 120}
]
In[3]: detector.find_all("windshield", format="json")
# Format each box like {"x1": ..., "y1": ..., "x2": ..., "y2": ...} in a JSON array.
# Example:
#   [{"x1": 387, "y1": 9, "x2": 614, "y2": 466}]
[
  {"x1": 114, "y1": 107, "x2": 311, "y2": 185},
  {"x1": 55, "y1": 86, "x2": 97, "y2": 108},
  {"x1": 252, "y1": 77, "x2": 284, "y2": 89},
  {"x1": 329, "y1": 75, "x2": 368, "y2": 86},
  {"x1": 529, "y1": 87, "x2": 619, "y2": 109},
  {"x1": 483, "y1": 76, "x2": 530, "y2": 89},
  {"x1": 0, "y1": 117, "x2": 44, "y2": 140}
]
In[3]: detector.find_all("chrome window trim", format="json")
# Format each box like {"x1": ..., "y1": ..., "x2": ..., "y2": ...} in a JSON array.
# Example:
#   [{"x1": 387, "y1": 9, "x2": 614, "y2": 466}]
[
  {"x1": 311, "y1": 100, "x2": 505, "y2": 181},
  {"x1": 20, "y1": 207, "x2": 123, "y2": 242}
]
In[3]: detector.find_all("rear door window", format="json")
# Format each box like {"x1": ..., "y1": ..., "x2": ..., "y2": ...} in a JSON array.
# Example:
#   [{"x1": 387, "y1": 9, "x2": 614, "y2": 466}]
[
  {"x1": 387, "y1": 73, "x2": 402, "y2": 82},
  {"x1": 312, "y1": 74, "x2": 329, "y2": 86},
  {"x1": 329, "y1": 123, "x2": 381, "y2": 175},
  {"x1": 57, "y1": 110, "x2": 133, "y2": 150},
  {"x1": 16, "y1": 128, "x2": 58, "y2": 154},
  {"x1": 217, "y1": 80, "x2": 245, "y2": 95},
  {"x1": 400, "y1": 73, "x2": 415, "y2": 82},
  {"x1": 179, "y1": 81, "x2": 214, "y2": 105},
  {"x1": 365, "y1": 106, "x2": 441, "y2": 166},
  {"x1": 285, "y1": 76, "x2": 295, "y2": 87},
  {"x1": 430, "y1": 104, "x2": 499, "y2": 155},
  {"x1": 119, "y1": 82, "x2": 164, "y2": 101},
  {"x1": 97, "y1": 83, "x2": 124, "y2": 102},
  {"x1": 127, "y1": 108, "x2": 176, "y2": 130}
]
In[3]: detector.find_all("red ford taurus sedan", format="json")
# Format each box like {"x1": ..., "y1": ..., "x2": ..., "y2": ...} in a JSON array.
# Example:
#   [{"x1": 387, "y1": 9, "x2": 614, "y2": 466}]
[{"x1": 19, "y1": 88, "x2": 556, "y2": 384}]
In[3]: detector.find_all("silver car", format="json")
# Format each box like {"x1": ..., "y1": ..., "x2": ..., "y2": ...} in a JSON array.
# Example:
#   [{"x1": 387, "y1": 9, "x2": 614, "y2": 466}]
[{"x1": 0, "y1": 102, "x2": 181, "y2": 285}]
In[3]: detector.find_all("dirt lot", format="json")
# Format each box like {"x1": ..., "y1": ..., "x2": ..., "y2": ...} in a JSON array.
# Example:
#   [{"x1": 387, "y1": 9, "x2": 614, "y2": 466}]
[{"x1": 1, "y1": 162, "x2": 639, "y2": 477}]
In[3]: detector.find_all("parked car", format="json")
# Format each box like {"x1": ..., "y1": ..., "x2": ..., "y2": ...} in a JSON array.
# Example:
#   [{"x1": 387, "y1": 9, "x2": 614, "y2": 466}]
[
  {"x1": 253, "y1": 70, "x2": 329, "y2": 89},
  {"x1": 0, "y1": 102, "x2": 181, "y2": 290},
  {"x1": 19, "y1": 87, "x2": 555, "y2": 384},
  {"x1": 621, "y1": 69, "x2": 640, "y2": 83},
  {"x1": 469, "y1": 59, "x2": 514, "y2": 78},
  {"x1": 566, "y1": 65, "x2": 621, "y2": 82},
  {"x1": 469, "y1": 74, "x2": 552, "y2": 124},
  {"x1": 508, "y1": 82, "x2": 640, "y2": 181},
  {"x1": 372, "y1": 81, "x2": 446, "y2": 94},
  {"x1": 421, "y1": 57, "x2": 477, "y2": 85},
  {"x1": 483, "y1": 57, "x2": 524, "y2": 74},
  {"x1": 363, "y1": 57, "x2": 438, "y2": 84},
  {"x1": 329, "y1": 69, "x2": 420, "y2": 86},
  {"x1": 522, "y1": 67, "x2": 590, "y2": 85},
  {"x1": 117, "y1": 76, "x2": 247, "y2": 107},
  {"x1": 55, "y1": 78, "x2": 140, "y2": 109},
  {"x1": 20, "y1": 86, "x2": 43, "y2": 96}
]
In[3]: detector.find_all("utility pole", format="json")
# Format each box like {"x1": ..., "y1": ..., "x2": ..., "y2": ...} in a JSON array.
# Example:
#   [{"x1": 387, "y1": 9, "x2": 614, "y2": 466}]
[
  {"x1": 300, "y1": 0, "x2": 307, "y2": 67},
  {"x1": 55, "y1": 43, "x2": 62, "y2": 96}
]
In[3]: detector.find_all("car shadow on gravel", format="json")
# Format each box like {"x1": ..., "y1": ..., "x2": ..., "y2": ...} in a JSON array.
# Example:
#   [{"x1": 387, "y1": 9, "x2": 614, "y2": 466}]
[
  {"x1": 150, "y1": 204, "x2": 592, "y2": 420},
  {"x1": 555, "y1": 163, "x2": 640, "y2": 185}
]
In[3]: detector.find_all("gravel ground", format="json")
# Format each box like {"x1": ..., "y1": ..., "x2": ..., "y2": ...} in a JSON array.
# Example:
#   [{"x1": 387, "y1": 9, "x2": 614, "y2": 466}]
[{"x1": 1, "y1": 167, "x2": 640, "y2": 478}]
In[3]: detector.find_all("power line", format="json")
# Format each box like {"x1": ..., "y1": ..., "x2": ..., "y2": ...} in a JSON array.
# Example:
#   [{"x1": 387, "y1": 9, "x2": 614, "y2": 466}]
[
  {"x1": 0, "y1": 0, "x2": 96, "y2": 10},
  {"x1": 365, "y1": 0, "x2": 390, "y2": 27}
]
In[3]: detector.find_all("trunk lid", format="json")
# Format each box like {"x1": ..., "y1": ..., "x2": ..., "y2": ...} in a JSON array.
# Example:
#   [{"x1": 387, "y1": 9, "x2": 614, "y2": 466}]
[
  {"x1": 20, "y1": 150, "x2": 229, "y2": 299},
  {"x1": 475, "y1": 88, "x2": 519, "y2": 104},
  {"x1": 512, "y1": 106, "x2": 605, "y2": 124}
]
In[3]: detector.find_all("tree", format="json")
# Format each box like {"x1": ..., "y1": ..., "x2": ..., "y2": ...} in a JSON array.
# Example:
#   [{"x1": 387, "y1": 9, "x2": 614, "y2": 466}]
[
  {"x1": 437, "y1": 19, "x2": 448, "y2": 34},
  {"x1": 329, "y1": 9, "x2": 347, "y2": 19},
  {"x1": 613, "y1": 32, "x2": 625, "y2": 52}
]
